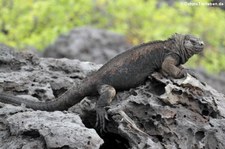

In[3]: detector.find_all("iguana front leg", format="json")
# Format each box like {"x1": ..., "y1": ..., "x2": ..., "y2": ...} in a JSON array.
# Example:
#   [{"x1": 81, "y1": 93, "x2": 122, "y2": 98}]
[
  {"x1": 161, "y1": 56, "x2": 187, "y2": 79},
  {"x1": 95, "y1": 84, "x2": 116, "y2": 132}
]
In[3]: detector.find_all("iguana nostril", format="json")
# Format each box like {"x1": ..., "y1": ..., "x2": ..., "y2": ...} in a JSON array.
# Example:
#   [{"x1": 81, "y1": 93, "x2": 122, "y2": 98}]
[{"x1": 200, "y1": 41, "x2": 204, "y2": 46}]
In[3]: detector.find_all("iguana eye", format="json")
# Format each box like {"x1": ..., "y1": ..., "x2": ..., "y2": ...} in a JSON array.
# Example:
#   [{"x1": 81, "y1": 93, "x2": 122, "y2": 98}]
[{"x1": 190, "y1": 39, "x2": 196, "y2": 44}]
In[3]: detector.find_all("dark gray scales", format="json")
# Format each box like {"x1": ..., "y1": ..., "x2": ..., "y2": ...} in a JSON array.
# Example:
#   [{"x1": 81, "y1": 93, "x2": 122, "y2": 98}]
[{"x1": 0, "y1": 33, "x2": 204, "y2": 131}]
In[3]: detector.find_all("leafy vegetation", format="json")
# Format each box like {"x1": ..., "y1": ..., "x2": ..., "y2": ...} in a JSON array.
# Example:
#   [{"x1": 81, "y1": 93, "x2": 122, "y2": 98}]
[{"x1": 0, "y1": 0, "x2": 224, "y2": 72}]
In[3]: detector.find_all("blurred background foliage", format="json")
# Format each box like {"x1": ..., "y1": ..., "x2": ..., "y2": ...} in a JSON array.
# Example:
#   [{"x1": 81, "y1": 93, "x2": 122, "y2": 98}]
[{"x1": 0, "y1": 0, "x2": 224, "y2": 73}]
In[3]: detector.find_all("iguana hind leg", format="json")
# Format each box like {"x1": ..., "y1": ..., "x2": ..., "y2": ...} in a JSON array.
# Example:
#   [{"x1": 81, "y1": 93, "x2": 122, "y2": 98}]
[{"x1": 95, "y1": 84, "x2": 116, "y2": 132}]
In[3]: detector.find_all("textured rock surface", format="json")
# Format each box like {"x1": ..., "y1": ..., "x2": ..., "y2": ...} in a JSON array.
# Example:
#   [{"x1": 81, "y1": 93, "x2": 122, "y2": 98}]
[
  {"x1": 0, "y1": 104, "x2": 103, "y2": 149},
  {"x1": 43, "y1": 27, "x2": 131, "y2": 64},
  {"x1": 1, "y1": 43, "x2": 225, "y2": 149},
  {"x1": 0, "y1": 44, "x2": 103, "y2": 149},
  {"x1": 192, "y1": 68, "x2": 225, "y2": 94}
]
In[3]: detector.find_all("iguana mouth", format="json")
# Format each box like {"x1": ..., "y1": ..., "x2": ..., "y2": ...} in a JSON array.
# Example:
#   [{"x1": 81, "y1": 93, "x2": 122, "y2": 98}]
[{"x1": 195, "y1": 46, "x2": 204, "y2": 52}]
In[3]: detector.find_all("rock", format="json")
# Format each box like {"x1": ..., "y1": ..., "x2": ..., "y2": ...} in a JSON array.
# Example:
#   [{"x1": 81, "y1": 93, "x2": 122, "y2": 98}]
[
  {"x1": 0, "y1": 104, "x2": 103, "y2": 149},
  {"x1": 101, "y1": 72, "x2": 225, "y2": 149},
  {"x1": 191, "y1": 68, "x2": 225, "y2": 94},
  {"x1": 1, "y1": 43, "x2": 225, "y2": 149},
  {"x1": 43, "y1": 27, "x2": 131, "y2": 64},
  {"x1": 0, "y1": 44, "x2": 103, "y2": 149},
  {"x1": 6, "y1": 110, "x2": 103, "y2": 149},
  {"x1": 0, "y1": 43, "x2": 16, "y2": 63}
]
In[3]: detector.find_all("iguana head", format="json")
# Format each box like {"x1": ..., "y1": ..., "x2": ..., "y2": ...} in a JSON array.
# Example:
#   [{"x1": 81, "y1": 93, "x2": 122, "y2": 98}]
[
  {"x1": 172, "y1": 33, "x2": 204, "y2": 64},
  {"x1": 183, "y1": 34, "x2": 204, "y2": 53}
]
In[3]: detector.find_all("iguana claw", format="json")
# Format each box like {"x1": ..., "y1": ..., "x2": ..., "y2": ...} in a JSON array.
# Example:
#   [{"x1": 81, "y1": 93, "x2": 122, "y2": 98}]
[{"x1": 95, "y1": 107, "x2": 109, "y2": 133}]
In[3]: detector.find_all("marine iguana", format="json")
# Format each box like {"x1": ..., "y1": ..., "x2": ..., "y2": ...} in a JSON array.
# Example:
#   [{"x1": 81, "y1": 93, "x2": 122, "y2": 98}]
[{"x1": 0, "y1": 33, "x2": 204, "y2": 130}]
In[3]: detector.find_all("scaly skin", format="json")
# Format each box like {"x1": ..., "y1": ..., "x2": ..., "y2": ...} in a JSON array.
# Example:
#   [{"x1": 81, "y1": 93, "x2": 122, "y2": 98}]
[{"x1": 0, "y1": 33, "x2": 204, "y2": 131}]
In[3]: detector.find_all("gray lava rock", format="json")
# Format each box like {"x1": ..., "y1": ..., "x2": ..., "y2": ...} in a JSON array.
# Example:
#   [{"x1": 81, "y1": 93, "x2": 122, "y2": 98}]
[
  {"x1": 0, "y1": 104, "x2": 103, "y2": 149},
  {"x1": 0, "y1": 43, "x2": 16, "y2": 63},
  {"x1": 0, "y1": 44, "x2": 103, "y2": 149},
  {"x1": 43, "y1": 27, "x2": 131, "y2": 64},
  {"x1": 103, "y1": 72, "x2": 225, "y2": 149},
  {"x1": 6, "y1": 110, "x2": 103, "y2": 149},
  {"x1": 192, "y1": 68, "x2": 225, "y2": 94}
]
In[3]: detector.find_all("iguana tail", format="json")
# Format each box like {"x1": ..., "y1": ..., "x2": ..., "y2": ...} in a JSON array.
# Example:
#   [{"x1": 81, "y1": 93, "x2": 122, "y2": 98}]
[{"x1": 0, "y1": 82, "x2": 94, "y2": 111}]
